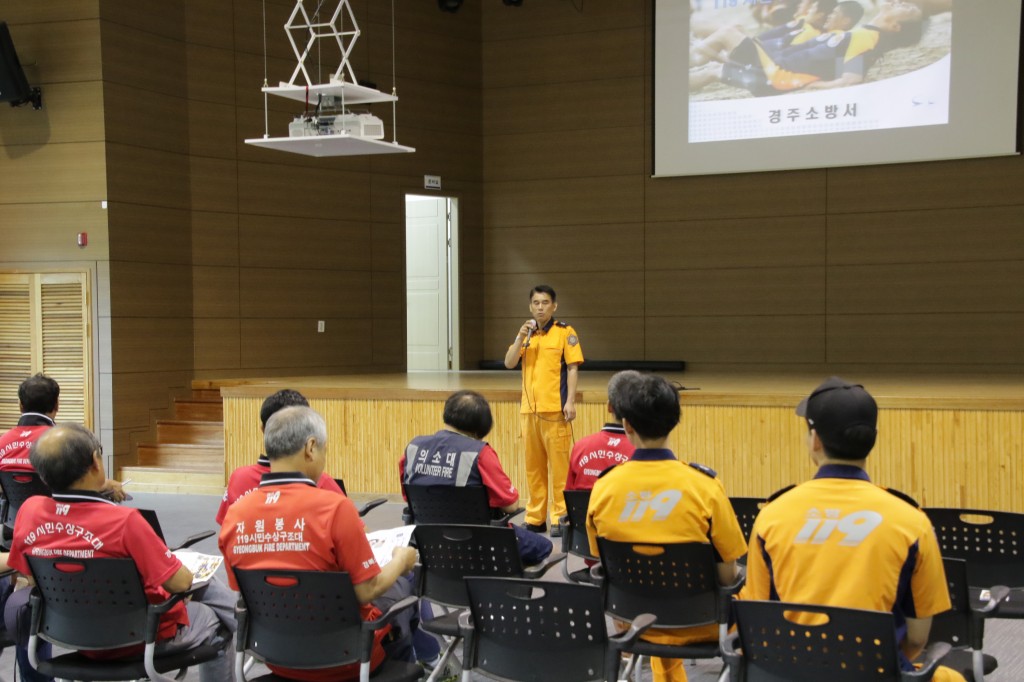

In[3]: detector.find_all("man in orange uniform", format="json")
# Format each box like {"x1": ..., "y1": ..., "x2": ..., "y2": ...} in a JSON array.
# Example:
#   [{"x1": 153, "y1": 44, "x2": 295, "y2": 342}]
[
  {"x1": 587, "y1": 373, "x2": 746, "y2": 682},
  {"x1": 503, "y1": 285, "x2": 583, "y2": 537},
  {"x1": 741, "y1": 377, "x2": 964, "y2": 682}
]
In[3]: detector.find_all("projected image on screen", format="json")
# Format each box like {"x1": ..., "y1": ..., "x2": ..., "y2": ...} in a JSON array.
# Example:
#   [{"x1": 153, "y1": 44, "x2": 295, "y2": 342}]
[{"x1": 687, "y1": 0, "x2": 952, "y2": 143}]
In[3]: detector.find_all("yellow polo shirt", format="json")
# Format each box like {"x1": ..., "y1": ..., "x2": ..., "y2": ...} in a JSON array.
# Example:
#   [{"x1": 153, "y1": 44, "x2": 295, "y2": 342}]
[{"x1": 519, "y1": 319, "x2": 584, "y2": 414}]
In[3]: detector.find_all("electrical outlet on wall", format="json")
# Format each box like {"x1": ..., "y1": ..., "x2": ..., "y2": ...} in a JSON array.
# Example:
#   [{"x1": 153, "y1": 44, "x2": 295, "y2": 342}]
[{"x1": 317, "y1": 320, "x2": 325, "y2": 333}]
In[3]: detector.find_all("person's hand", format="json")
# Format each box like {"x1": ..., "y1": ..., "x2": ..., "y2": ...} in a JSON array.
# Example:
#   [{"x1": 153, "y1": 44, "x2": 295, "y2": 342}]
[
  {"x1": 392, "y1": 546, "x2": 418, "y2": 573},
  {"x1": 563, "y1": 400, "x2": 577, "y2": 422},
  {"x1": 100, "y1": 478, "x2": 127, "y2": 502},
  {"x1": 517, "y1": 320, "x2": 535, "y2": 340}
]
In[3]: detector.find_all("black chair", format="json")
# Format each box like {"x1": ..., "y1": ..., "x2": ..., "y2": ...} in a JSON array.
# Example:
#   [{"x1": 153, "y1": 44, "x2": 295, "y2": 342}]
[
  {"x1": 561, "y1": 489, "x2": 598, "y2": 583},
  {"x1": 724, "y1": 600, "x2": 951, "y2": 681},
  {"x1": 0, "y1": 471, "x2": 51, "y2": 550},
  {"x1": 729, "y1": 497, "x2": 766, "y2": 566},
  {"x1": 233, "y1": 568, "x2": 422, "y2": 682},
  {"x1": 924, "y1": 507, "x2": 1024, "y2": 616},
  {"x1": 413, "y1": 524, "x2": 563, "y2": 682},
  {"x1": 403, "y1": 484, "x2": 523, "y2": 526},
  {"x1": 930, "y1": 557, "x2": 1007, "y2": 682},
  {"x1": 25, "y1": 557, "x2": 230, "y2": 682},
  {"x1": 461, "y1": 576, "x2": 656, "y2": 682},
  {"x1": 595, "y1": 539, "x2": 742, "y2": 679},
  {"x1": 334, "y1": 478, "x2": 388, "y2": 517}
]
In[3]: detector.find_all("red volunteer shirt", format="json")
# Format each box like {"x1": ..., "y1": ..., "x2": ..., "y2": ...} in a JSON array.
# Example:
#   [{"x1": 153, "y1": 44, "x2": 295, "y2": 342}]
[
  {"x1": 219, "y1": 472, "x2": 385, "y2": 682},
  {"x1": 0, "y1": 414, "x2": 54, "y2": 472},
  {"x1": 566, "y1": 424, "x2": 635, "y2": 490},
  {"x1": 8, "y1": 490, "x2": 188, "y2": 642},
  {"x1": 215, "y1": 455, "x2": 343, "y2": 524}
]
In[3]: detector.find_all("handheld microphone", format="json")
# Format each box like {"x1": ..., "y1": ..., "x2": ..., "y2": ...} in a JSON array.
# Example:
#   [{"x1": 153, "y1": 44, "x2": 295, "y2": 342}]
[{"x1": 523, "y1": 319, "x2": 538, "y2": 349}]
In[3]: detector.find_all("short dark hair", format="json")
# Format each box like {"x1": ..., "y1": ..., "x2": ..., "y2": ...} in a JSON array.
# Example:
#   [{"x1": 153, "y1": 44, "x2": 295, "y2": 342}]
[
  {"x1": 607, "y1": 370, "x2": 643, "y2": 420},
  {"x1": 443, "y1": 390, "x2": 493, "y2": 440},
  {"x1": 836, "y1": 0, "x2": 864, "y2": 24},
  {"x1": 30, "y1": 423, "x2": 99, "y2": 492},
  {"x1": 260, "y1": 389, "x2": 310, "y2": 428},
  {"x1": 814, "y1": 0, "x2": 838, "y2": 16},
  {"x1": 264, "y1": 406, "x2": 327, "y2": 460},
  {"x1": 19, "y1": 374, "x2": 60, "y2": 414},
  {"x1": 616, "y1": 374, "x2": 681, "y2": 440},
  {"x1": 529, "y1": 285, "x2": 556, "y2": 302}
]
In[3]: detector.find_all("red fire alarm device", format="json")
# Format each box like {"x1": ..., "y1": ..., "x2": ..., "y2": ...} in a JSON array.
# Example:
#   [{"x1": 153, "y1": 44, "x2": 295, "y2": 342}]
[{"x1": 77, "y1": 232, "x2": 88, "y2": 248}]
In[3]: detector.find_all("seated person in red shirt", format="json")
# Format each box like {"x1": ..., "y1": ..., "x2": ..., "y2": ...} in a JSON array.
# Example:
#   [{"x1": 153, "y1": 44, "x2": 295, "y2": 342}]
[
  {"x1": 565, "y1": 370, "x2": 639, "y2": 492},
  {"x1": 400, "y1": 390, "x2": 552, "y2": 565},
  {"x1": 0, "y1": 374, "x2": 124, "y2": 500},
  {"x1": 220, "y1": 406, "x2": 420, "y2": 682},
  {"x1": 6, "y1": 424, "x2": 236, "y2": 682},
  {"x1": 215, "y1": 389, "x2": 342, "y2": 524}
]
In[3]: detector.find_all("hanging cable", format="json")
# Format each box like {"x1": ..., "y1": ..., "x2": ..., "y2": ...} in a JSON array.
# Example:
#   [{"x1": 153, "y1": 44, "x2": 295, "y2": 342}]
[
  {"x1": 391, "y1": 0, "x2": 398, "y2": 143},
  {"x1": 262, "y1": 0, "x2": 269, "y2": 137}
]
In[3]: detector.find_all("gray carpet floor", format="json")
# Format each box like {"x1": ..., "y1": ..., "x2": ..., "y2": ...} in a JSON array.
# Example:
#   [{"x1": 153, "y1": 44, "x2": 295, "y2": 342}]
[{"x1": 5, "y1": 492, "x2": 1022, "y2": 682}]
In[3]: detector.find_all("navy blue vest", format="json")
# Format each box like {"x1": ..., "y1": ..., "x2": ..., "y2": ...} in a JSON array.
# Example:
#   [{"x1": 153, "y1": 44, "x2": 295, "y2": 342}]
[{"x1": 403, "y1": 430, "x2": 487, "y2": 489}]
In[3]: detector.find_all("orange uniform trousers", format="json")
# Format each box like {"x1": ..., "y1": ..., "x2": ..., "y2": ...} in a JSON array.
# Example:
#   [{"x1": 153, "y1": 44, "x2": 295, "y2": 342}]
[{"x1": 521, "y1": 412, "x2": 571, "y2": 527}]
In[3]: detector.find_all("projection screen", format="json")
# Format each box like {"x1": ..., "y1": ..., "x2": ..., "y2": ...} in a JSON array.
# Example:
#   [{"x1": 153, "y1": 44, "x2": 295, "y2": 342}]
[{"x1": 654, "y1": 0, "x2": 1021, "y2": 177}]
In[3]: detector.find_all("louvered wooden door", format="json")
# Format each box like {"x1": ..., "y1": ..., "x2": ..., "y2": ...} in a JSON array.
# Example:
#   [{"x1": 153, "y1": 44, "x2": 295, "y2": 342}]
[{"x1": 0, "y1": 273, "x2": 91, "y2": 430}]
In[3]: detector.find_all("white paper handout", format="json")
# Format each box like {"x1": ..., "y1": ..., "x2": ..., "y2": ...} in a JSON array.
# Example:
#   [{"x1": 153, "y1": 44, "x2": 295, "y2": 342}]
[
  {"x1": 174, "y1": 550, "x2": 224, "y2": 584},
  {"x1": 366, "y1": 525, "x2": 415, "y2": 568}
]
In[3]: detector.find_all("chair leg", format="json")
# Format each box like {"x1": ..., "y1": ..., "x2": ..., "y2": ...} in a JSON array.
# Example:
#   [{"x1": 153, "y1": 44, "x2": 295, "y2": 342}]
[
  {"x1": 973, "y1": 649, "x2": 985, "y2": 682},
  {"x1": 424, "y1": 637, "x2": 461, "y2": 682}
]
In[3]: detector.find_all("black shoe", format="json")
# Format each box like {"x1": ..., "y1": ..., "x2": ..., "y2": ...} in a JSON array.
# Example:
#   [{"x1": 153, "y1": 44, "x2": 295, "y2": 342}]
[
  {"x1": 549, "y1": 524, "x2": 563, "y2": 538},
  {"x1": 524, "y1": 522, "x2": 547, "y2": 533}
]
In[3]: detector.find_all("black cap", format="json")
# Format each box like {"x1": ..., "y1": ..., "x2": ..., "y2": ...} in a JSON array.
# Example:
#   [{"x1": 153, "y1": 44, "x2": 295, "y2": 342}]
[{"x1": 796, "y1": 377, "x2": 878, "y2": 460}]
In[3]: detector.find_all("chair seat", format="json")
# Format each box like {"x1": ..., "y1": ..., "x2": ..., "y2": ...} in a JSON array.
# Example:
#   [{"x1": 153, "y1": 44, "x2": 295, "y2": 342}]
[
  {"x1": 627, "y1": 639, "x2": 719, "y2": 659},
  {"x1": 970, "y1": 587, "x2": 1024, "y2": 617},
  {"x1": 246, "y1": 658, "x2": 424, "y2": 682},
  {"x1": 938, "y1": 648, "x2": 998, "y2": 682},
  {"x1": 420, "y1": 610, "x2": 462, "y2": 638},
  {"x1": 36, "y1": 639, "x2": 228, "y2": 681}
]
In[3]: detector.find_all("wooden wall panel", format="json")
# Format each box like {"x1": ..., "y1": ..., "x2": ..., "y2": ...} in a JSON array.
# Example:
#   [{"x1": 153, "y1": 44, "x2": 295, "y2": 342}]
[
  {"x1": 0, "y1": 2, "x2": 99, "y2": 24},
  {"x1": 646, "y1": 316, "x2": 825, "y2": 364},
  {"x1": 483, "y1": 78, "x2": 643, "y2": 137},
  {"x1": 239, "y1": 318, "x2": 374, "y2": 369},
  {"x1": 194, "y1": 318, "x2": 241, "y2": 370},
  {"x1": 647, "y1": 267, "x2": 825, "y2": 317},
  {"x1": 485, "y1": 272, "x2": 644, "y2": 320},
  {"x1": 105, "y1": 144, "x2": 190, "y2": 210},
  {"x1": 109, "y1": 262, "x2": 192, "y2": 318},
  {"x1": 0, "y1": 204, "x2": 108, "y2": 263},
  {"x1": 1, "y1": 20, "x2": 103, "y2": 83},
  {"x1": 107, "y1": 204, "x2": 191, "y2": 264},
  {"x1": 829, "y1": 262, "x2": 1024, "y2": 315},
  {"x1": 485, "y1": 176, "x2": 644, "y2": 228},
  {"x1": 238, "y1": 269, "x2": 372, "y2": 319},
  {"x1": 192, "y1": 212, "x2": 239, "y2": 267},
  {"x1": 827, "y1": 314, "x2": 1024, "y2": 365},
  {"x1": 194, "y1": 266, "x2": 240, "y2": 318},
  {"x1": 224, "y1": 392, "x2": 1024, "y2": 511},
  {"x1": 485, "y1": 224, "x2": 645, "y2": 274},
  {"x1": 238, "y1": 216, "x2": 370, "y2": 270},
  {"x1": 188, "y1": 100, "x2": 238, "y2": 160},
  {"x1": 0, "y1": 82, "x2": 104, "y2": 147},
  {"x1": 484, "y1": 127, "x2": 643, "y2": 182},
  {"x1": 0, "y1": 143, "x2": 106, "y2": 204}
]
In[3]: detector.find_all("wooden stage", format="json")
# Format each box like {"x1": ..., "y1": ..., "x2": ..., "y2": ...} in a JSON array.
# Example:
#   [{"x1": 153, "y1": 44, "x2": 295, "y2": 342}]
[{"x1": 216, "y1": 371, "x2": 1024, "y2": 512}]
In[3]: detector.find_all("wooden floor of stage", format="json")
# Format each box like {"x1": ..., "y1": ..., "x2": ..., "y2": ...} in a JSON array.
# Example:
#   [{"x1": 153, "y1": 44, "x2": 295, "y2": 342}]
[
  {"x1": 215, "y1": 370, "x2": 1024, "y2": 511},
  {"x1": 213, "y1": 369, "x2": 1024, "y2": 409}
]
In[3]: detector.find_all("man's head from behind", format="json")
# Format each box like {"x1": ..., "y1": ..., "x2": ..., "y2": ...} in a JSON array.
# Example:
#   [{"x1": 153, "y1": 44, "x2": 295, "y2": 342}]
[
  {"x1": 606, "y1": 370, "x2": 644, "y2": 423},
  {"x1": 796, "y1": 376, "x2": 878, "y2": 462},
  {"x1": 259, "y1": 389, "x2": 310, "y2": 430},
  {"x1": 443, "y1": 390, "x2": 493, "y2": 440},
  {"x1": 19, "y1": 373, "x2": 60, "y2": 416},
  {"x1": 616, "y1": 373, "x2": 681, "y2": 443},
  {"x1": 264, "y1": 406, "x2": 329, "y2": 479},
  {"x1": 30, "y1": 423, "x2": 102, "y2": 492}
]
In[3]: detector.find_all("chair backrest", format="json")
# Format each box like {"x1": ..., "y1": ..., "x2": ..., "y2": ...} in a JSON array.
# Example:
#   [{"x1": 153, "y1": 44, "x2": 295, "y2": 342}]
[
  {"x1": 26, "y1": 557, "x2": 150, "y2": 650},
  {"x1": 596, "y1": 539, "x2": 718, "y2": 628},
  {"x1": 729, "y1": 496, "x2": 765, "y2": 544},
  {"x1": 234, "y1": 568, "x2": 365, "y2": 670},
  {"x1": 0, "y1": 471, "x2": 51, "y2": 527},
  {"x1": 929, "y1": 557, "x2": 972, "y2": 648},
  {"x1": 404, "y1": 484, "x2": 493, "y2": 525},
  {"x1": 924, "y1": 507, "x2": 1024, "y2": 588},
  {"x1": 733, "y1": 600, "x2": 905, "y2": 682},
  {"x1": 466, "y1": 577, "x2": 610, "y2": 682},
  {"x1": 413, "y1": 524, "x2": 525, "y2": 608},
  {"x1": 562, "y1": 489, "x2": 596, "y2": 560}
]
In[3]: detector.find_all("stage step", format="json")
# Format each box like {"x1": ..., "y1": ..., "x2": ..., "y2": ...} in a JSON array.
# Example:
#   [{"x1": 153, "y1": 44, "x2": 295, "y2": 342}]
[
  {"x1": 174, "y1": 399, "x2": 223, "y2": 421},
  {"x1": 120, "y1": 466, "x2": 224, "y2": 496},
  {"x1": 156, "y1": 420, "x2": 224, "y2": 445},
  {"x1": 190, "y1": 388, "x2": 222, "y2": 401},
  {"x1": 137, "y1": 444, "x2": 223, "y2": 472}
]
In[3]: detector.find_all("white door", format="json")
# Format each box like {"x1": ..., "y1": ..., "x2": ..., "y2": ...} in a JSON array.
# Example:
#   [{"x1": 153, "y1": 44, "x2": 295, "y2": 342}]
[{"x1": 405, "y1": 195, "x2": 457, "y2": 370}]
